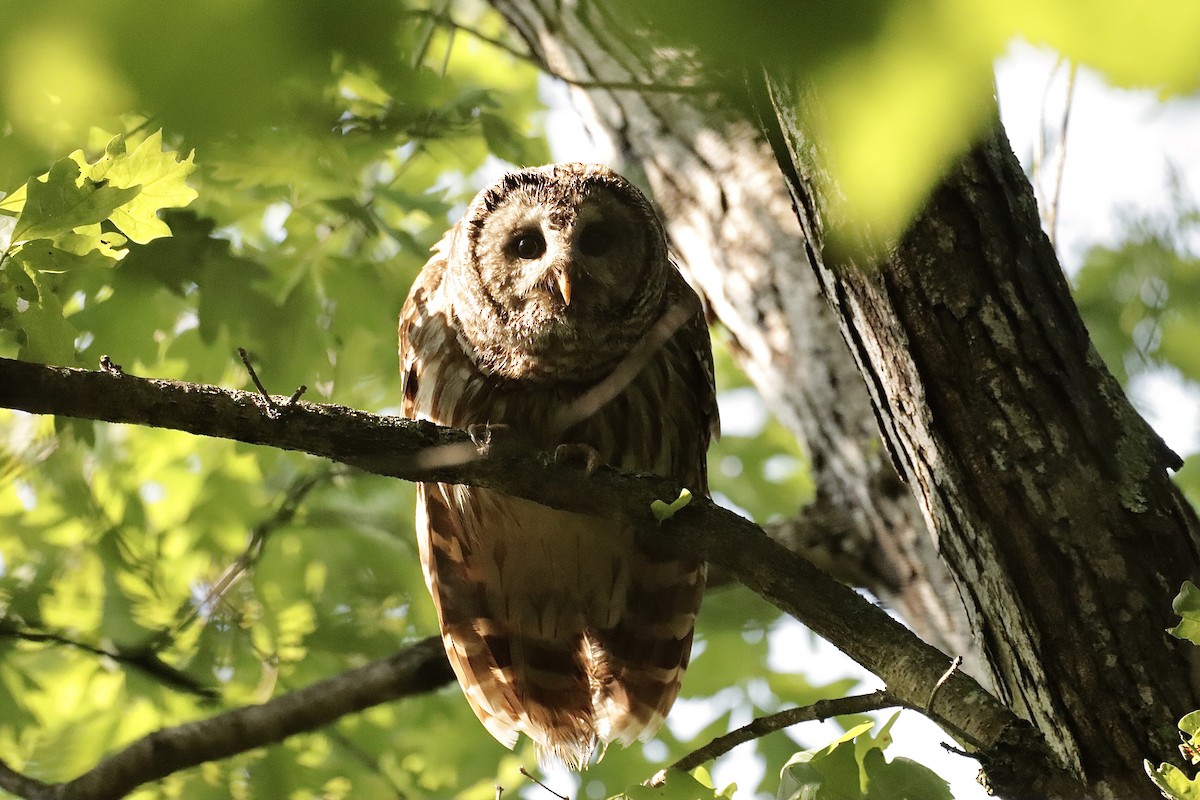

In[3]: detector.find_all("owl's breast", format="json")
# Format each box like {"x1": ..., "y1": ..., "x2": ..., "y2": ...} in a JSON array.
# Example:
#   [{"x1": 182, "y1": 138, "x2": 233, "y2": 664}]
[{"x1": 403, "y1": 283, "x2": 704, "y2": 488}]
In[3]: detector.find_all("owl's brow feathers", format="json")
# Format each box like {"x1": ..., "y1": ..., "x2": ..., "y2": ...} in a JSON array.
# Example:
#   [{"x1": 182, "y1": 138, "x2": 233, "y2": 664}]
[
  {"x1": 470, "y1": 166, "x2": 655, "y2": 226},
  {"x1": 407, "y1": 299, "x2": 695, "y2": 471}
]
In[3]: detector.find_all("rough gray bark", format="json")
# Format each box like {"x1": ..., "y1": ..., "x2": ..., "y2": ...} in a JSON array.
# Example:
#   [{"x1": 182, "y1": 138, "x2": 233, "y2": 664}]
[
  {"x1": 489, "y1": 0, "x2": 979, "y2": 673},
  {"x1": 764, "y1": 79, "x2": 1200, "y2": 797}
]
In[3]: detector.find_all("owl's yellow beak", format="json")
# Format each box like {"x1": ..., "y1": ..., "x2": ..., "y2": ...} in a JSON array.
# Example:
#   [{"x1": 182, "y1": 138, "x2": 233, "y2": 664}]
[{"x1": 556, "y1": 269, "x2": 573, "y2": 306}]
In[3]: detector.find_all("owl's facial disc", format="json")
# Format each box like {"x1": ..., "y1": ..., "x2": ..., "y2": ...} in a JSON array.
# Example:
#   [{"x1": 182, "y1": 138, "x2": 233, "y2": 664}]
[
  {"x1": 485, "y1": 202, "x2": 643, "y2": 326},
  {"x1": 454, "y1": 164, "x2": 670, "y2": 379}
]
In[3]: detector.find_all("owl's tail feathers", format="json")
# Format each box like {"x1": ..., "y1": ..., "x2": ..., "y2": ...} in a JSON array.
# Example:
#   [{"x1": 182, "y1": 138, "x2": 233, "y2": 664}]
[
  {"x1": 585, "y1": 626, "x2": 695, "y2": 747},
  {"x1": 441, "y1": 622, "x2": 602, "y2": 770},
  {"x1": 586, "y1": 558, "x2": 707, "y2": 747}
]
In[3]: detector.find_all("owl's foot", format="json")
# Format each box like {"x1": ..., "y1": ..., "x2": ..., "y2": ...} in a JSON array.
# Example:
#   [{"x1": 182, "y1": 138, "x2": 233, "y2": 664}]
[{"x1": 553, "y1": 442, "x2": 602, "y2": 476}]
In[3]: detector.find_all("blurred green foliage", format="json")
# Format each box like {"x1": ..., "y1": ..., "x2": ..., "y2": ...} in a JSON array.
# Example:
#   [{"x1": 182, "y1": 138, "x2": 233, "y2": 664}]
[
  {"x1": 0, "y1": 2, "x2": 828, "y2": 798},
  {"x1": 1, "y1": 1, "x2": 1196, "y2": 798},
  {"x1": 632, "y1": 0, "x2": 1200, "y2": 247},
  {"x1": 1073, "y1": 172, "x2": 1200, "y2": 506}
]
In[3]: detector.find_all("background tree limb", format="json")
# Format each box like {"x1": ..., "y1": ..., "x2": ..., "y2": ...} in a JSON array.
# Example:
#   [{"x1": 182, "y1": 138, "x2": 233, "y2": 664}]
[{"x1": 0, "y1": 636, "x2": 453, "y2": 800}]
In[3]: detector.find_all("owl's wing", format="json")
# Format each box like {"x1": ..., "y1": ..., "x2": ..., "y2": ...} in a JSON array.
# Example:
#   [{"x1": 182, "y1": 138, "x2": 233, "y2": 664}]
[
  {"x1": 669, "y1": 270, "x2": 720, "y2": 494},
  {"x1": 399, "y1": 236, "x2": 597, "y2": 762},
  {"x1": 399, "y1": 231, "x2": 452, "y2": 421}
]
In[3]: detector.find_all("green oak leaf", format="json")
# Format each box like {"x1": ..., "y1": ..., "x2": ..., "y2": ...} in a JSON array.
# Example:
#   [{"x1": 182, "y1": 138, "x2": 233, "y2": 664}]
[
  {"x1": 1147, "y1": 761, "x2": 1200, "y2": 800},
  {"x1": 69, "y1": 131, "x2": 198, "y2": 243},
  {"x1": 0, "y1": 264, "x2": 78, "y2": 363},
  {"x1": 9, "y1": 159, "x2": 141, "y2": 243},
  {"x1": 11, "y1": 239, "x2": 121, "y2": 273}
]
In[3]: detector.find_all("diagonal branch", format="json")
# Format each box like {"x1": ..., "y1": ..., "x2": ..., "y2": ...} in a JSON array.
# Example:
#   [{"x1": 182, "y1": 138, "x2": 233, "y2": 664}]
[
  {"x1": 670, "y1": 690, "x2": 902, "y2": 773},
  {"x1": 0, "y1": 637, "x2": 453, "y2": 800},
  {"x1": 0, "y1": 356, "x2": 1076, "y2": 794}
]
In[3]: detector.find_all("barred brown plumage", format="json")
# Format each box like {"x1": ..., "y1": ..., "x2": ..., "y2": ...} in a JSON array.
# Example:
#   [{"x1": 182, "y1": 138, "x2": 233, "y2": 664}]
[{"x1": 398, "y1": 163, "x2": 718, "y2": 769}]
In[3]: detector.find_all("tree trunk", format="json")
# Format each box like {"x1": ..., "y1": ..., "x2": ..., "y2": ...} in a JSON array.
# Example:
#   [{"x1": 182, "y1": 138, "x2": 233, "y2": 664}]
[
  {"x1": 489, "y1": 0, "x2": 980, "y2": 673},
  {"x1": 763, "y1": 78, "x2": 1200, "y2": 796}
]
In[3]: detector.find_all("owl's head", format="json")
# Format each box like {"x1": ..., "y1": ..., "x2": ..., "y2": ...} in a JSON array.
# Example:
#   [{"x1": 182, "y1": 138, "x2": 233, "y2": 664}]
[{"x1": 444, "y1": 163, "x2": 672, "y2": 381}]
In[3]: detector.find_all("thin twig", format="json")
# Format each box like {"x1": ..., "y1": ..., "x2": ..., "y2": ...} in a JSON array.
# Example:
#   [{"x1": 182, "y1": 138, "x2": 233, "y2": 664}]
[
  {"x1": 0, "y1": 622, "x2": 216, "y2": 699},
  {"x1": 406, "y1": 8, "x2": 713, "y2": 94},
  {"x1": 670, "y1": 690, "x2": 900, "y2": 772},
  {"x1": 237, "y1": 347, "x2": 272, "y2": 402},
  {"x1": 928, "y1": 655, "x2": 963, "y2": 713},
  {"x1": 178, "y1": 468, "x2": 339, "y2": 632},
  {"x1": 941, "y1": 742, "x2": 977, "y2": 759},
  {"x1": 1046, "y1": 61, "x2": 1077, "y2": 250},
  {"x1": 1033, "y1": 57, "x2": 1077, "y2": 250},
  {"x1": 519, "y1": 767, "x2": 568, "y2": 800},
  {"x1": 237, "y1": 347, "x2": 306, "y2": 419}
]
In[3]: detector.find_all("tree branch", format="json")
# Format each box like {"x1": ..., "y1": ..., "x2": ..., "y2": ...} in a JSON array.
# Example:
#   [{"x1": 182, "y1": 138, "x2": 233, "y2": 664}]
[
  {"x1": 0, "y1": 356, "x2": 1074, "y2": 793},
  {"x1": 669, "y1": 690, "x2": 902, "y2": 773},
  {"x1": 0, "y1": 636, "x2": 453, "y2": 800},
  {"x1": 405, "y1": 8, "x2": 714, "y2": 94},
  {"x1": 0, "y1": 622, "x2": 216, "y2": 700}
]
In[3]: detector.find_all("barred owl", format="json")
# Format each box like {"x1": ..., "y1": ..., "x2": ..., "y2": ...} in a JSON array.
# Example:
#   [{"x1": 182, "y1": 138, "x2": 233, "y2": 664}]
[{"x1": 398, "y1": 163, "x2": 717, "y2": 768}]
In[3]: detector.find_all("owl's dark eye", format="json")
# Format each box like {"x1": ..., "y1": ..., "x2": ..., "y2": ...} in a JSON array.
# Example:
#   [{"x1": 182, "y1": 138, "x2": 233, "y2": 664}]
[
  {"x1": 512, "y1": 231, "x2": 546, "y2": 260},
  {"x1": 577, "y1": 222, "x2": 615, "y2": 257}
]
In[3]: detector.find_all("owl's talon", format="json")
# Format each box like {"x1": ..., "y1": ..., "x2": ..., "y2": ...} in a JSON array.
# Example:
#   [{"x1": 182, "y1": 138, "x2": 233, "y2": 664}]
[
  {"x1": 554, "y1": 443, "x2": 602, "y2": 476},
  {"x1": 468, "y1": 423, "x2": 504, "y2": 455},
  {"x1": 467, "y1": 423, "x2": 531, "y2": 457}
]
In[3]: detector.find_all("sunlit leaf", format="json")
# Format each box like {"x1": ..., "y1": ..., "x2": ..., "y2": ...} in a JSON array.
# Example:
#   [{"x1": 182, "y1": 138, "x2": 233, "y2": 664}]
[
  {"x1": 9, "y1": 158, "x2": 140, "y2": 243},
  {"x1": 11, "y1": 238, "x2": 124, "y2": 273},
  {"x1": 68, "y1": 131, "x2": 198, "y2": 243},
  {"x1": 1147, "y1": 760, "x2": 1200, "y2": 800},
  {"x1": 778, "y1": 721, "x2": 873, "y2": 800},
  {"x1": 1168, "y1": 581, "x2": 1200, "y2": 644}
]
